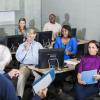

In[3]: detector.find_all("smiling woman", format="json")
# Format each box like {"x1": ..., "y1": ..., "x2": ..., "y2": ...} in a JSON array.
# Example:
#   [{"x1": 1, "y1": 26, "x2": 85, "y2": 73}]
[
  {"x1": 54, "y1": 25, "x2": 77, "y2": 60},
  {"x1": 75, "y1": 40, "x2": 100, "y2": 100}
]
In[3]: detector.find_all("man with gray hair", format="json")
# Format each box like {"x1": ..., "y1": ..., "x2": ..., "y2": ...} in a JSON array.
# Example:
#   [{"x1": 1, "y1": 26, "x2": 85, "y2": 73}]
[
  {"x1": 16, "y1": 29, "x2": 43, "y2": 98},
  {"x1": 0, "y1": 44, "x2": 47, "y2": 100},
  {"x1": 0, "y1": 44, "x2": 20, "y2": 100}
]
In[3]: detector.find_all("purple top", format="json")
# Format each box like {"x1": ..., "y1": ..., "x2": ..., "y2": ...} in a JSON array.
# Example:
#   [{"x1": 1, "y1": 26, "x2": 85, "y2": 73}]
[{"x1": 78, "y1": 55, "x2": 100, "y2": 73}]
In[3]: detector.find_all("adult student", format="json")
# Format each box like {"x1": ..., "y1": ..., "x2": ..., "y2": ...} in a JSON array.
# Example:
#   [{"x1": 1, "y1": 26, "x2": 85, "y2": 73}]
[
  {"x1": 54, "y1": 25, "x2": 77, "y2": 60},
  {"x1": 16, "y1": 29, "x2": 43, "y2": 98},
  {"x1": 43, "y1": 14, "x2": 61, "y2": 41},
  {"x1": 75, "y1": 40, "x2": 100, "y2": 100}
]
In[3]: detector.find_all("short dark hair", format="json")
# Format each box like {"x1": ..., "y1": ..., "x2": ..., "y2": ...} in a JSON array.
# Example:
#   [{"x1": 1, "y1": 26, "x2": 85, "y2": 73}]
[
  {"x1": 49, "y1": 14, "x2": 56, "y2": 18},
  {"x1": 61, "y1": 25, "x2": 71, "y2": 38}
]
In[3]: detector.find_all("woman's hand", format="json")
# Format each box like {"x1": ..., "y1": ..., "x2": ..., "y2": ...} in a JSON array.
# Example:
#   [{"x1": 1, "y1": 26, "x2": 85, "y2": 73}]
[
  {"x1": 93, "y1": 75, "x2": 100, "y2": 80},
  {"x1": 65, "y1": 49, "x2": 70, "y2": 55},
  {"x1": 65, "y1": 49, "x2": 73, "y2": 55},
  {"x1": 77, "y1": 73, "x2": 86, "y2": 85},
  {"x1": 78, "y1": 79, "x2": 86, "y2": 85}
]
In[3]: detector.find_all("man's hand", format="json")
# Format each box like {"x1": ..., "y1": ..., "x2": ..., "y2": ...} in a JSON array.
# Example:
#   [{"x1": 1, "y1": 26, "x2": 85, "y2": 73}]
[
  {"x1": 24, "y1": 41, "x2": 31, "y2": 51},
  {"x1": 8, "y1": 69, "x2": 20, "y2": 78},
  {"x1": 37, "y1": 88, "x2": 48, "y2": 99}
]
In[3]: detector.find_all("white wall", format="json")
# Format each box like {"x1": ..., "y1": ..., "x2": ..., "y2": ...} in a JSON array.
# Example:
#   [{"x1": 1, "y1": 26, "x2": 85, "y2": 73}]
[
  {"x1": 0, "y1": 0, "x2": 20, "y2": 11},
  {"x1": 41, "y1": 0, "x2": 100, "y2": 41},
  {"x1": 24, "y1": 0, "x2": 41, "y2": 31},
  {"x1": 0, "y1": 0, "x2": 100, "y2": 41},
  {"x1": 0, "y1": 0, "x2": 41, "y2": 36}
]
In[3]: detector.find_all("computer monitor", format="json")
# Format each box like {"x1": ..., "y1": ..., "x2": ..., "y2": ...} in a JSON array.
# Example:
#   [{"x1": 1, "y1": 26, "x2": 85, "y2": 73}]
[
  {"x1": 37, "y1": 31, "x2": 52, "y2": 48},
  {"x1": 38, "y1": 48, "x2": 64, "y2": 69},
  {"x1": 0, "y1": 36, "x2": 7, "y2": 45},
  {"x1": 71, "y1": 28, "x2": 77, "y2": 37},
  {"x1": 7, "y1": 35, "x2": 23, "y2": 52}
]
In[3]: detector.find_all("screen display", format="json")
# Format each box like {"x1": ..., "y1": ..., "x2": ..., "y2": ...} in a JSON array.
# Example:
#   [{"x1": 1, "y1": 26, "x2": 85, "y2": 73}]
[{"x1": 36, "y1": 31, "x2": 52, "y2": 48}]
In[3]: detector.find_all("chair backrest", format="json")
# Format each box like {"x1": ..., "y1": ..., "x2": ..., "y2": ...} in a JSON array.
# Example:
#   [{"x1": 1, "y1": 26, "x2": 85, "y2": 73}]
[
  {"x1": 0, "y1": 36, "x2": 7, "y2": 46},
  {"x1": 71, "y1": 28, "x2": 77, "y2": 37}
]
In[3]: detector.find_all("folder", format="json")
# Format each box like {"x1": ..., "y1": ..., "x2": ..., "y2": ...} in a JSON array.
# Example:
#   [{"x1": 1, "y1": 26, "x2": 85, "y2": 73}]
[
  {"x1": 81, "y1": 69, "x2": 98, "y2": 84},
  {"x1": 32, "y1": 68, "x2": 55, "y2": 94},
  {"x1": 0, "y1": 70, "x2": 5, "y2": 74}
]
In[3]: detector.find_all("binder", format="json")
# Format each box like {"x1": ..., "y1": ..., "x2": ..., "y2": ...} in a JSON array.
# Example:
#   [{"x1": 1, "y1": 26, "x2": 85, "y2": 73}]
[
  {"x1": 32, "y1": 68, "x2": 55, "y2": 94},
  {"x1": 81, "y1": 69, "x2": 97, "y2": 84}
]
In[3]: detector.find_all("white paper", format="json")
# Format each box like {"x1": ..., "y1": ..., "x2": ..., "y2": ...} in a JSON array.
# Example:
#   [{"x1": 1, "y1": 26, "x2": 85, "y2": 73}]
[
  {"x1": 64, "y1": 60, "x2": 79, "y2": 65},
  {"x1": 33, "y1": 74, "x2": 52, "y2": 94},
  {"x1": 33, "y1": 68, "x2": 55, "y2": 94},
  {"x1": 82, "y1": 69, "x2": 97, "y2": 84}
]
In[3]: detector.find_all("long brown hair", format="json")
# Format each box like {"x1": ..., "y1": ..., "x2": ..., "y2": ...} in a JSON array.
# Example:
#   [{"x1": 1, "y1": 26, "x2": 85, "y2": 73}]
[
  {"x1": 18, "y1": 18, "x2": 26, "y2": 32},
  {"x1": 86, "y1": 40, "x2": 100, "y2": 55}
]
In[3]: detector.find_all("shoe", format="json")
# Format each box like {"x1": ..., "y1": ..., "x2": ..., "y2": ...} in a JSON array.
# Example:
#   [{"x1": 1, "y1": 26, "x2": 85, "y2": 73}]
[
  {"x1": 99, "y1": 92, "x2": 100, "y2": 95},
  {"x1": 18, "y1": 96, "x2": 22, "y2": 100},
  {"x1": 57, "y1": 88, "x2": 63, "y2": 95}
]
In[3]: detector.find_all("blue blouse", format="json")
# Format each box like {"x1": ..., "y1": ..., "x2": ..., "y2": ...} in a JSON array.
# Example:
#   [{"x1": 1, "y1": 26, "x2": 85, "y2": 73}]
[{"x1": 54, "y1": 36, "x2": 77, "y2": 60}]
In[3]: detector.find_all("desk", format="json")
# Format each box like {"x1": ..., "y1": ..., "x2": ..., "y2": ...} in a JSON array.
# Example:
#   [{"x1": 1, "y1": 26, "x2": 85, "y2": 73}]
[
  {"x1": 28, "y1": 58, "x2": 80, "y2": 74},
  {"x1": 77, "y1": 39, "x2": 89, "y2": 45},
  {"x1": 48, "y1": 39, "x2": 89, "y2": 48}
]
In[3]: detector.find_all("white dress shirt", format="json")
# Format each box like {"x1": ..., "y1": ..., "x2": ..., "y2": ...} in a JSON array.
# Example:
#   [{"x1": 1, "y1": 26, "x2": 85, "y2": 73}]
[{"x1": 16, "y1": 41, "x2": 43, "y2": 65}]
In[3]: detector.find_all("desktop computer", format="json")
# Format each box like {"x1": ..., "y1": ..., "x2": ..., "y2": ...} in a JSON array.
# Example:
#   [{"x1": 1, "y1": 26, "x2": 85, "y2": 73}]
[
  {"x1": 7, "y1": 35, "x2": 23, "y2": 52},
  {"x1": 0, "y1": 36, "x2": 7, "y2": 45},
  {"x1": 36, "y1": 31, "x2": 52, "y2": 48},
  {"x1": 38, "y1": 48, "x2": 64, "y2": 69}
]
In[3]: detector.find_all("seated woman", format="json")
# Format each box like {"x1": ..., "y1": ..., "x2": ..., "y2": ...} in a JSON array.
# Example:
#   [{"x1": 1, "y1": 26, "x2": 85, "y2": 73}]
[
  {"x1": 15, "y1": 18, "x2": 28, "y2": 37},
  {"x1": 75, "y1": 40, "x2": 100, "y2": 100},
  {"x1": 54, "y1": 25, "x2": 77, "y2": 60}
]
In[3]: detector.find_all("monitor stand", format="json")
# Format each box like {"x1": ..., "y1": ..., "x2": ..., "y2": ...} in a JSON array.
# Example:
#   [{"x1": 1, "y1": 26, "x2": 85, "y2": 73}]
[{"x1": 48, "y1": 58, "x2": 61, "y2": 71}]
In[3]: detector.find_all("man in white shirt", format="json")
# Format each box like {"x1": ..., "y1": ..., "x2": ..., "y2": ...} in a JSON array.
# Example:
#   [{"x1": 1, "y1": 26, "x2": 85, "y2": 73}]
[
  {"x1": 43, "y1": 14, "x2": 62, "y2": 41},
  {"x1": 16, "y1": 29, "x2": 43, "y2": 98}
]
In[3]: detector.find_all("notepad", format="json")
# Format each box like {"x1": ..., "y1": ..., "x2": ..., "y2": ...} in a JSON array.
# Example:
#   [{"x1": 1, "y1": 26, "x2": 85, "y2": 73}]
[
  {"x1": 32, "y1": 68, "x2": 55, "y2": 94},
  {"x1": 81, "y1": 69, "x2": 98, "y2": 84}
]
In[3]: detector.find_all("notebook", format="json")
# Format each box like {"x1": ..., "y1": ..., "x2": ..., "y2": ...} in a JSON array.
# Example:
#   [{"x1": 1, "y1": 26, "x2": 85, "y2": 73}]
[
  {"x1": 32, "y1": 68, "x2": 55, "y2": 94},
  {"x1": 81, "y1": 69, "x2": 98, "y2": 84}
]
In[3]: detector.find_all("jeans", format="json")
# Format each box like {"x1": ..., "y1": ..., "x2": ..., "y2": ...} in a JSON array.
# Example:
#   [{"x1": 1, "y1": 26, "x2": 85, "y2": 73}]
[{"x1": 74, "y1": 83, "x2": 99, "y2": 100}]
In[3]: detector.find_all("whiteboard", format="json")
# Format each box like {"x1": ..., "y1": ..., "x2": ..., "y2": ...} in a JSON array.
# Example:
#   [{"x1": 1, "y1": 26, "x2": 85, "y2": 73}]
[{"x1": 0, "y1": 11, "x2": 15, "y2": 25}]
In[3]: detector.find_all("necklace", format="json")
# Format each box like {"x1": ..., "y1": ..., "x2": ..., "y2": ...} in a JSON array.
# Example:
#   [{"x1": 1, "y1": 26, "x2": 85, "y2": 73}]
[{"x1": 62, "y1": 38, "x2": 70, "y2": 45}]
